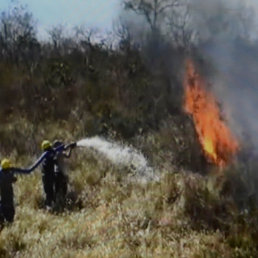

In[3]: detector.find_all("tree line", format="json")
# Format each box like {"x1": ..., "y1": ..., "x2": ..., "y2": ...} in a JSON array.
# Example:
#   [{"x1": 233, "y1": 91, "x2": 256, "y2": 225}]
[{"x1": 0, "y1": 0, "x2": 252, "y2": 139}]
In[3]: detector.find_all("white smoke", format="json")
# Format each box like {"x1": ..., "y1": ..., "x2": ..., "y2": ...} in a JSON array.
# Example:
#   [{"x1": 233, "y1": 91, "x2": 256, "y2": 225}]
[{"x1": 77, "y1": 136, "x2": 158, "y2": 182}]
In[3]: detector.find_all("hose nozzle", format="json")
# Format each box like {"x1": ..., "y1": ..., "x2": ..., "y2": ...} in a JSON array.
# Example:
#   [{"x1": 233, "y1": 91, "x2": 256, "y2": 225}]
[{"x1": 70, "y1": 142, "x2": 77, "y2": 149}]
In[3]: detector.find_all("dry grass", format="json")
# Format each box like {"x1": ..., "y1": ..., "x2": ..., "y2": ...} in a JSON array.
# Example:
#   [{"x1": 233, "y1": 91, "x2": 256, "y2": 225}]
[
  {"x1": 0, "y1": 120, "x2": 257, "y2": 257},
  {"x1": 0, "y1": 148, "x2": 257, "y2": 257}
]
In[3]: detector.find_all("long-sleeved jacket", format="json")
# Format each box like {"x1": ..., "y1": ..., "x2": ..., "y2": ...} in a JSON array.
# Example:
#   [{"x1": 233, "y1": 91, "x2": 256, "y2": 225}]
[
  {"x1": 54, "y1": 143, "x2": 75, "y2": 175},
  {"x1": 0, "y1": 145, "x2": 65, "y2": 207},
  {"x1": 0, "y1": 168, "x2": 33, "y2": 207},
  {"x1": 16, "y1": 144, "x2": 66, "y2": 175}
]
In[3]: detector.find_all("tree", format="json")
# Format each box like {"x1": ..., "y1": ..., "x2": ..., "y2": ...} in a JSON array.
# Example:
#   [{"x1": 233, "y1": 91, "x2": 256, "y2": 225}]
[
  {"x1": 124, "y1": 0, "x2": 181, "y2": 33},
  {"x1": 114, "y1": 17, "x2": 133, "y2": 51},
  {"x1": 48, "y1": 25, "x2": 64, "y2": 50},
  {"x1": 165, "y1": 3, "x2": 195, "y2": 49},
  {"x1": 123, "y1": 0, "x2": 194, "y2": 50},
  {"x1": 0, "y1": 4, "x2": 39, "y2": 64}
]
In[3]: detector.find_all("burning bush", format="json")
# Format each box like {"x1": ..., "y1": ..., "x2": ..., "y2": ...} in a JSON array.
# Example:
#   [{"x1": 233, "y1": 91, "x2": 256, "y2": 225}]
[{"x1": 184, "y1": 59, "x2": 239, "y2": 167}]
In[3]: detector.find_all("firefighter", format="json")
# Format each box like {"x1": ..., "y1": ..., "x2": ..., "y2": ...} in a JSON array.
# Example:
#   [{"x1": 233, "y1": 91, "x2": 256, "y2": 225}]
[
  {"x1": 40, "y1": 140, "x2": 61, "y2": 207},
  {"x1": 53, "y1": 140, "x2": 76, "y2": 207},
  {"x1": 0, "y1": 159, "x2": 33, "y2": 223},
  {"x1": 0, "y1": 141, "x2": 72, "y2": 221},
  {"x1": 38, "y1": 140, "x2": 76, "y2": 208},
  {"x1": 19, "y1": 140, "x2": 67, "y2": 208}
]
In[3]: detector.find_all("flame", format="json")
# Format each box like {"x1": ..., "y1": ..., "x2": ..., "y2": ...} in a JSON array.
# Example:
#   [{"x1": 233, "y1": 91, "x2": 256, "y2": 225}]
[{"x1": 184, "y1": 59, "x2": 239, "y2": 167}]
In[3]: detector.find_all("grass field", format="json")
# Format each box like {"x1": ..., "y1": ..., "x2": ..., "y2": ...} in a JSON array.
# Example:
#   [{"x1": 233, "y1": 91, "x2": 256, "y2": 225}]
[{"x1": 0, "y1": 139, "x2": 257, "y2": 257}]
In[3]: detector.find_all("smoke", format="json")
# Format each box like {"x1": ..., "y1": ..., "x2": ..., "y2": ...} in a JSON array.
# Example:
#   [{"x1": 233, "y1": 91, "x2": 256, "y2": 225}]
[
  {"x1": 190, "y1": 0, "x2": 254, "y2": 41},
  {"x1": 187, "y1": 0, "x2": 258, "y2": 152},
  {"x1": 119, "y1": 0, "x2": 258, "y2": 152},
  {"x1": 77, "y1": 137, "x2": 158, "y2": 182}
]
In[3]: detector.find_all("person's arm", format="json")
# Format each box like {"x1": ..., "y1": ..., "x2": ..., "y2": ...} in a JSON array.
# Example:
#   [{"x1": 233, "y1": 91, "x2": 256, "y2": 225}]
[
  {"x1": 11, "y1": 174, "x2": 17, "y2": 183},
  {"x1": 13, "y1": 151, "x2": 49, "y2": 174},
  {"x1": 54, "y1": 144, "x2": 65, "y2": 153},
  {"x1": 64, "y1": 142, "x2": 76, "y2": 150},
  {"x1": 63, "y1": 148, "x2": 72, "y2": 158},
  {"x1": 63, "y1": 142, "x2": 76, "y2": 158}
]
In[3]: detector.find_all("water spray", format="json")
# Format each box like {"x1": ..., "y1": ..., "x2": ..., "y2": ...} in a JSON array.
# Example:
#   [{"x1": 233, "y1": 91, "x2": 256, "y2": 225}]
[{"x1": 76, "y1": 136, "x2": 158, "y2": 182}]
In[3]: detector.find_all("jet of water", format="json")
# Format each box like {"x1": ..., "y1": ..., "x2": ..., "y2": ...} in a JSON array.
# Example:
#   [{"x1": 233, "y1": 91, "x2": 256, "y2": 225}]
[{"x1": 77, "y1": 136, "x2": 158, "y2": 182}]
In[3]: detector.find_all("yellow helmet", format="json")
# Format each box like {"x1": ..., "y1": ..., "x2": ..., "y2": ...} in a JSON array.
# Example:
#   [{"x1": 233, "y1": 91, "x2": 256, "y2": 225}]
[
  {"x1": 1, "y1": 158, "x2": 11, "y2": 169},
  {"x1": 41, "y1": 140, "x2": 52, "y2": 151}
]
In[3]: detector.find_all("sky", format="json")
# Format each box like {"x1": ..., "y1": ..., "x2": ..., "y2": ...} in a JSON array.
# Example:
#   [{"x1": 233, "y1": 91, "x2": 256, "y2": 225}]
[
  {"x1": 1, "y1": 0, "x2": 258, "y2": 40},
  {"x1": 0, "y1": 0, "x2": 121, "y2": 39}
]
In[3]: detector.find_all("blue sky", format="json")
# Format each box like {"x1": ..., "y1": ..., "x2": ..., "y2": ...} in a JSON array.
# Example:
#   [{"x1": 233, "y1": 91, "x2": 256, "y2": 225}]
[{"x1": 0, "y1": 0, "x2": 121, "y2": 39}]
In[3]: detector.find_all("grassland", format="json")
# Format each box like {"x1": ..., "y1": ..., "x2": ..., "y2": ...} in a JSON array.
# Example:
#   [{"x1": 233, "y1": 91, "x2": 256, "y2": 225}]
[
  {"x1": 0, "y1": 4, "x2": 257, "y2": 256},
  {"x1": 0, "y1": 121, "x2": 257, "y2": 258}
]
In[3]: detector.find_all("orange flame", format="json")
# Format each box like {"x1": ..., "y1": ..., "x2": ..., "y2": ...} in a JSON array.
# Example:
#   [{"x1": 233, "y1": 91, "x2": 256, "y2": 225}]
[{"x1": 184, "y1": 59, "x2": 239, "y2": 167}]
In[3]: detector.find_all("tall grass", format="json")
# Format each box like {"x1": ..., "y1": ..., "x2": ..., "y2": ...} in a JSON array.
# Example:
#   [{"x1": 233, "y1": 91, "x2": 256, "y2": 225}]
[{"x1": 0, "y1": 134, "x2": 257, "y2": 257}]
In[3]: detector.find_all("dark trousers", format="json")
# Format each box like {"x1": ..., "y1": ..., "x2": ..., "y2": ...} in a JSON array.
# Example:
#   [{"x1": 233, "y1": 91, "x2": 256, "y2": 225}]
[
  {"x1": 0, "y1": 203, "x2": 15, "y2": 222},
  {"x1": 55, "y1": 173, "x2": 68, "y2": 198},
  {"x1": 42, "y1": 175, "x2": 55, "y2": 206}
]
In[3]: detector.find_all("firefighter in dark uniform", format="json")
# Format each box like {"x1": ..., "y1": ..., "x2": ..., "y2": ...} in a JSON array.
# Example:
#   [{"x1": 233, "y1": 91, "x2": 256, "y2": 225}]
[
  {"x1": 0, "y1": 159, "x2": 32, "y2": 223},
  {"x1": 53, "y1": 140, "x2": 76, "y2": 207},
  {"x1": 40, "y1": 140, "x2": 59, "y2": 207},
  {"x1": 26, "y1": 140, "x2": 67, "y2": 208},
  {"x1": 39, "y1": 140, "x2": 76, "y2": 208}
]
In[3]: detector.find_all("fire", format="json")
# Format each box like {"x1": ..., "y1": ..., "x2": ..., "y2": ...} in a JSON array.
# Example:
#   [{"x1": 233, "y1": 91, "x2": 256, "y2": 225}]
[{"x1": 184, "y1": 59, "x2": 239, "y2": 167}]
